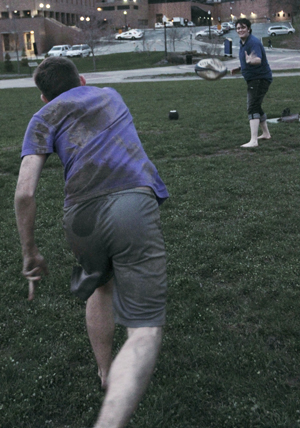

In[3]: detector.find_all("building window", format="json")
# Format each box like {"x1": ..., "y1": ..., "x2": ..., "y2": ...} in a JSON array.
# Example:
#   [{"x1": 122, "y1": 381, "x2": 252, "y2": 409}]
[
  {"x1": 133, "y1": 5, "x2": 138, "y2": 9},
  {"x1": 138, "y1": 19, "x2": 148, "y2": 26},
  {"x1": 117, "y1": 5, "x2": 129, "y2": 9},
  {"x1": 102, "y1": 6, "x2": 115, "y2": 10},
  {"x1": 23, "y1": 10, "x2": 31, "y2": 17}
]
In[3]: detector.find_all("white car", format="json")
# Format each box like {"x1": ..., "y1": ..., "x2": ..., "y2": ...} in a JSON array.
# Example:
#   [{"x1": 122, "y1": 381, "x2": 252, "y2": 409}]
[
  {"x1": 115, "y1": 29, "x2": 144, "y2": 40},
  {"x1": 221, "y1": 23, "x2": 231, "y2": 33},
  {"x1": 222, "y1": 22, "x2": 235, "y2": 30},
  {"x1": 187, "y1": 21, "x2": 195, "y2": 27},
  {"x1": 154, "y1": 21, "x2": 173, "y2": 28},
  {"x1": 66, "y1": 44, "x2": 92, "y2": 57},
  {"x1": 195, "y1": 28, "x2": 223, "y2": 39},
  {"x1": 268, "y1": 25, "x2": 295, "y2": 36},
  {"x1": 47, "y1": 45, "x2": 70, "y2": 57}
]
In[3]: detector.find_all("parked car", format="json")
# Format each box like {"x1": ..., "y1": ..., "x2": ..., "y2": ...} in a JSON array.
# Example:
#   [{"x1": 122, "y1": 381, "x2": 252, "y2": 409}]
[
  {"x1": 154, "y1": 22, "x2": 164, "y2": 29},
  {"x1": 267, "y1": 24, "x2": 295, "y2": 36},
  {"x1": 187, "y1": 21, "x2": 195, "y2": 27},
  {"x1": 66, "y1": 44, "x2": 92, "y2": 57},
  {"x1": 47, "y1": 45, "x2": 70, "y2": 57},
  {"x1": 221, "y1": 22, "x2": 231, "y2": 32},
  {"x1": 132, "y1": 28, "x2": 144, "y2": 36},
  {"x1": 115, "y1": 29, "x2": 144, "y2": 40},
  {"x1": 195, "y1": 28, "x2": 223, "y2": 39},
  {"x1": 221, "y1": 22, "x2": 235, "y2": 31}
]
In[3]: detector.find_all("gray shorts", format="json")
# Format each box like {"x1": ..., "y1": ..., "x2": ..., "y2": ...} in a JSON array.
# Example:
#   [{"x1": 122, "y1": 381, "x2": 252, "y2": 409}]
[{"x1": 63, "y1": 188, "x2": 167, "y2": 328}]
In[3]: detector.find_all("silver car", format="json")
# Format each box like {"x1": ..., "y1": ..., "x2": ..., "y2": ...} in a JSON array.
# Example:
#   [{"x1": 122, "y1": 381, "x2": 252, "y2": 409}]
[
  {"x1": 66, "y1": 44, "x2": 92, "y2": 57},
  {"x1": 47, "y1": 45, "x2": 71, "y2": 57},
  {"x1": 268, "y1": 25, "x2": 295, "y2": 36},
  {"x1": 195, "y1": 28, "x2": 224, "y2": 39}
]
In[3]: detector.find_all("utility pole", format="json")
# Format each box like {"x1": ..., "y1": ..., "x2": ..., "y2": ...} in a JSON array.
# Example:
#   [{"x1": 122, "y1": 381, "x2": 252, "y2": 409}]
[
  {"x1": 164, "y1": 22, "x2": 167, "y2": 60},
  {"x1": 6, "y1": 5, "x2": 20, "y2": 73}
]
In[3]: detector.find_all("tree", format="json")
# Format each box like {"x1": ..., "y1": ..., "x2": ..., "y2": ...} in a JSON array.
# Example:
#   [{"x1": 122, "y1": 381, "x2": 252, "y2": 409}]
[
  {"x1": 78, "y1": 18, "x2": 116, "y2": 71},
  {"x1": 167, "y1": 27, "x2": 185, "y2": 52}
]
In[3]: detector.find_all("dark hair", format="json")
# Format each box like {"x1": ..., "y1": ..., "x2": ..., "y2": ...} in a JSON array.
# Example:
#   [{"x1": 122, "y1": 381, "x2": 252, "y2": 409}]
[
  {"x1": 235, "y1": 18, "x2": 252, "y2": 34},
  {"x1": 34, "y1": 57, "x2": 81, "y2": 101}
]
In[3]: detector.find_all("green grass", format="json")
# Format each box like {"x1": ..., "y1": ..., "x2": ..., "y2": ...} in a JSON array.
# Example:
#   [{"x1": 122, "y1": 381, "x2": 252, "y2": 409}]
[
  {"x1": 262, "y1": 33, "x2": 300, "y2": 49},
  {"x1": 0, "y1": 51, "x2": 169, "y2": 77},
  {"x1": 1, "y1": 76, "x2": 300, "y2": 427}
]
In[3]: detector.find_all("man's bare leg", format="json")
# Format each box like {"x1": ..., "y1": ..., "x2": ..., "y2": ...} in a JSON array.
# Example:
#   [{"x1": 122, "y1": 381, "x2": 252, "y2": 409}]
[
  {"x1": 241, "y1": 118, "x2": 260, "y2": 147},
  {"x1": 86, "y1": 278, "x2": 115, "y2": 389},
  {"x1": 93, "y1": 326, "x2": 162, "y2": 428},
  {"x1": 258, "y1": 119, "x2": 271, "y2": 140}
]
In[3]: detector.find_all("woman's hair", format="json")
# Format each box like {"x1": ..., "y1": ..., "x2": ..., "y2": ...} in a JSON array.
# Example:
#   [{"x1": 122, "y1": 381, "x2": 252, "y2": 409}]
[{"x1": 34, "y1": 56, "x2": 81, "y2": 101}]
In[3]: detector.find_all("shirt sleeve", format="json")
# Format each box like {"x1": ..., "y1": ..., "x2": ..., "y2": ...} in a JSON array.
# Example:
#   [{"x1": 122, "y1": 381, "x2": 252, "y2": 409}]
[
  {"x1": 251, "y1": 39, "x2": 263, "y2": 59},
  {"x1": 22, "y1": 115, "x2": 55, "y2": 158}
]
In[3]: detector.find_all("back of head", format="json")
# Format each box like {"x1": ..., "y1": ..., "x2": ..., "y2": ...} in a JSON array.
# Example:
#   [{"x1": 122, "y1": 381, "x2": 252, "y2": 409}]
[
  {"x1": 235, "y1": 18, "x2": 252, "y2": 34},
  {"x1": 34, "y1": 57, "x2": 81, "y2": 101}
]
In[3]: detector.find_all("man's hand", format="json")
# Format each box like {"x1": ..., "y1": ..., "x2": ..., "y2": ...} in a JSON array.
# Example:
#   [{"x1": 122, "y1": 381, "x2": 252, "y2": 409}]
[
  {"x1": 230, "y1": 67, "x2": 241, "y2": 75},
  {"x1": 245, "y1": 51, "x2": 262, "y2": 65},
  {"x1": 23, "y1": 251, "x2": 48, "y2": 279},
  {"x1": 23, "y1": 251, "x2": 48, "y2": 301}
]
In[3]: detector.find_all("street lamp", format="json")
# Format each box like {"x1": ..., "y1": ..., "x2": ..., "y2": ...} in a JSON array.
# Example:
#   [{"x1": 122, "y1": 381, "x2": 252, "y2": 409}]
[
  {"x1": 208, "y1": 10, "x2": 211, "y2": 39},
  {"x1": 230, "y1": 6, "x2": 233, "y2": 22},
  {"x1": 123, "y1": 11, "x2": 127, "y2": 28},
  {"x1": 39, "y1": 3, "x2": 50, "y2": 17},
  {"x1": 164, "y1": 21, "x2": 167, "y2": 60},
  {"x1": 80, "y1": 16, "x2": 90, "y2": 21}
]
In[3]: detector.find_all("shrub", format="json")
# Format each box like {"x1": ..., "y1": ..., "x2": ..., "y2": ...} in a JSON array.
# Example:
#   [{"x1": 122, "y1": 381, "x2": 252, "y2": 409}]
[{"x1": 4, "y1": 53, "x2": 13, "y2": 72}]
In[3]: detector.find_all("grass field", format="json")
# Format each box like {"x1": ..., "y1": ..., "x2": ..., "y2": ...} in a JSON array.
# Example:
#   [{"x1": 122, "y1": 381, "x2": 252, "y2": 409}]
[
  {"x1": 1, "y1": 76, "x2": 300, "y2": 428},
  {"x1": 0, "y1": 51, "x2": 170, "y2": 76}
]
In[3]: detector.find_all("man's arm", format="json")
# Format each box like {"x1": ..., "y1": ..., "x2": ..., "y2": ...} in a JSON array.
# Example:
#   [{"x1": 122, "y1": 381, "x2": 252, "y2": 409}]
[{"x1": 14, "y1": 154, "x2": 49, "y2": 287}]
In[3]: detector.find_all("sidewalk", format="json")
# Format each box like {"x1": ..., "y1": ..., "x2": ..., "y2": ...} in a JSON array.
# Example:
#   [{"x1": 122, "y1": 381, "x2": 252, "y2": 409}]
[{"x1": 0, "y1": 54, "x2": 299, "y2": 89}]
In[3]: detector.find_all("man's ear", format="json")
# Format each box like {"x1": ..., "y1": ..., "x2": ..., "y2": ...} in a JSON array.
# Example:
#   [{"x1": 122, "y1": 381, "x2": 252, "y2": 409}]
[
  {"x1": 41, "y1": 94, "x2": 48, "y2": 104},
  {"x1": 80, "y1": 75, "x2": 86, "y2": 86}
]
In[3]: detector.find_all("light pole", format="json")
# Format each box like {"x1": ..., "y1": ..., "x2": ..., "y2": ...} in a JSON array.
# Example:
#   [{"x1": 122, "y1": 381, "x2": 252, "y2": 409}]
[
  {"x1": 123, "y1": 11, "x2": 127, "y2": 29},
  {"x1": 6, "y1": 4, "x2": 20, "y2": 73},
  {"x1": 208, "y1": 10, "x2": 211, "y2": 40},
  {"x1": 230, "y1": 6, "x2": 233, "y2": 22},
  {"x1": 164, "y1": 21, "x2": 167, "y2": 60}
]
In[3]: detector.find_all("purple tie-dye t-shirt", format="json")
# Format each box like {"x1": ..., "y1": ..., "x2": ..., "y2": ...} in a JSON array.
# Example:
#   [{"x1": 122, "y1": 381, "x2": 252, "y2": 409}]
[{"x1": 22, "y1": 86, "x2": 169, "y2": 207}]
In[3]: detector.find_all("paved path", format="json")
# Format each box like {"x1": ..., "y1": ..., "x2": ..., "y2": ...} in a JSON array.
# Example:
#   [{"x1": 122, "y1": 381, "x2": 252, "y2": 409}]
[{"x1": 0, "y1": 49, "x2": 299, "y2": 89}]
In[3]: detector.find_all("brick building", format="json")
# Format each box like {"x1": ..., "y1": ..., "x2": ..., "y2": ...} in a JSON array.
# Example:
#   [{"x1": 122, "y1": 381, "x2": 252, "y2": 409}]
[
  {"x1": 0, "y1": 0, "x2": 97, "y2": 60},
  {"x1": 0, "y1": 0, "x2": 295, "y2": 60}
]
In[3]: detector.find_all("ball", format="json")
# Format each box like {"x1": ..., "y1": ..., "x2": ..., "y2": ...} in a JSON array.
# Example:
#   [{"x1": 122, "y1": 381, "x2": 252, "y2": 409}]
[{"x1": 195, "y1": 58, "x2": 227, "y2": 81}]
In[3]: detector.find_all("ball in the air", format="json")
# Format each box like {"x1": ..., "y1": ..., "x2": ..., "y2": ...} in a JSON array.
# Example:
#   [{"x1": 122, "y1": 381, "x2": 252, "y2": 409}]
[{"x1": 195, "y1": 58, "x2": 227, "y2": 81}]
